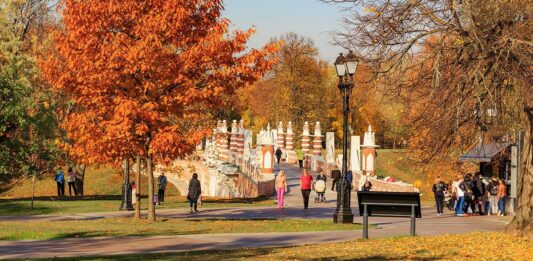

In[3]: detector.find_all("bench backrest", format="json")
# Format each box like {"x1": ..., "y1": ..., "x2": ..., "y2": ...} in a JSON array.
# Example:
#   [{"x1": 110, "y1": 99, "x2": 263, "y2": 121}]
[{"x1": 357, "y1": 191, "x2": 422, "y2": 218}]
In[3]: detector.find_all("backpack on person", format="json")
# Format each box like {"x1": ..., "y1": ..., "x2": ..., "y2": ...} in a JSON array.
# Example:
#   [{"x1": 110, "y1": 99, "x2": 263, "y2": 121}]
[{"x1": 490, "y1": 182, "x2": 499, "y2": 195}]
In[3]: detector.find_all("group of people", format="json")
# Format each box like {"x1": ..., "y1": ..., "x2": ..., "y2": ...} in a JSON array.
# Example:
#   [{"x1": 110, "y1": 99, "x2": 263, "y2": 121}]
[
  {"x1": 275, "y1": 167, "x2": 372, "y2": 209},
  {"x1": 274, "y1": 169, "x2": 318, "y2": 209},
  {"x1": 433, "y1": 172, "x2": 511, "y2": 216},
  {"x1": 157, "y1": 172, "x2": 202, "y2": 214},
  {"x1": 275, "y1": 148, "x2": 306, "y2": 169},
  {"x1": 54, "y1": 168, "x2": 77, "y2": 196}
]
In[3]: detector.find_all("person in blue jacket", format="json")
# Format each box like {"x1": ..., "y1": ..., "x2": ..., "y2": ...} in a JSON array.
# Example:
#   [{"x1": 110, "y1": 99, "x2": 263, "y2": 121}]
[{"x1": 55, "y1": 169, "x2": 65, "y2": 196}]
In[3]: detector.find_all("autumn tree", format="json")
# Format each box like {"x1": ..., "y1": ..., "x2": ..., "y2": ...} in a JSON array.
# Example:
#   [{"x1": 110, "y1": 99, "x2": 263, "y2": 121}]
[
  {"x1": 238, "y1": 33, "x2": 339, "y2": 136},
  {"x1": 0, "y1": 0, "x2": 59, "y2": 189},
  {"x1": 40, "y1": 0, "x2": 277, "y2": 221},
  {"x1": 328, "y1": 0, "x2": 532, "y2": 238}
]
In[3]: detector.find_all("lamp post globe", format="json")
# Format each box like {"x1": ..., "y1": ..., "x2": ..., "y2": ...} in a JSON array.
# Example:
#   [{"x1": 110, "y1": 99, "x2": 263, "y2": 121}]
[
  {"x1": 334, "y1": 53, "x2": 347, "y2": 77},
  {"x1": 333, "y1": 51, "x2": 356, "y2": 224},
  {"x1": 345, "y1": 50, "x2": 359, "y2": 76}
]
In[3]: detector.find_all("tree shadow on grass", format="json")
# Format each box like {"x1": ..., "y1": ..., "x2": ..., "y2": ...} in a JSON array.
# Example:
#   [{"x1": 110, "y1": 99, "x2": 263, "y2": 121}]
[
  {"x1": 0, "y1": 195, "x2": 123, "y2": 201},
  {"x1": 0, "y1": 201, "x2": 54, "y2": 216},
  {"x1": 184, "y1": 218, "x2": 277, "y2": 222}
]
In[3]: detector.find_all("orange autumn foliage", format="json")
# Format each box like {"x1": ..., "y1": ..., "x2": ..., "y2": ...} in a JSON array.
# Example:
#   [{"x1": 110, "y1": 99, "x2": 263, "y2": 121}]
[{"x1": 39, "y1": 0, "x2": 278, "y2": 165}]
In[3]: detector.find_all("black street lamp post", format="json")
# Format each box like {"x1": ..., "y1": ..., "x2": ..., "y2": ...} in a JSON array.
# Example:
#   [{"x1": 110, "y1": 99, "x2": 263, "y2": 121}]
[
  {"x1": 120, "y1": 158, "x2": 134, "y2": 211},
  {"x1": 333, "y1": 51, "x2": 359, "y2": 224}
]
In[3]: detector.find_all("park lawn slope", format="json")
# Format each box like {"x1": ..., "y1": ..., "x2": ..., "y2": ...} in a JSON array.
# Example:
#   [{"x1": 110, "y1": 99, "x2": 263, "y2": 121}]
[
  {"x1": 0, "y1": 218, "x2": 363, "y2": 241},
  {"x1": 0, "y1": 165, "x2": 274, "y2": 216},
  {"x1": 28, "y1": 232, "x2": 532, "y2": 261},
  {"x1": 0, "y1": 165, "x2": 180, "y2": 198}
]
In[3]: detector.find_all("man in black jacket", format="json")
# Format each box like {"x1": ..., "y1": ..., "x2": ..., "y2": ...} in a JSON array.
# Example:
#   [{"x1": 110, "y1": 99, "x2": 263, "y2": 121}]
[
  {"x1": 461, "y1": 174, "x2": 475, "y2": 215},
  {"x1": 157, "y1": 173, "x2": 168, "y2": 205},
  {"x1": 331, "y1": 167, "x2": 341, "y2": 191},
  {"x1": 432, "y1": 177, "x2": 447, "y2": 215},
  {"x1": 473, "y1": 172, "x2": 485, "y2": 215},
  {"x1": 275, "y1": 148, "x2": 283, "y2": 165}
]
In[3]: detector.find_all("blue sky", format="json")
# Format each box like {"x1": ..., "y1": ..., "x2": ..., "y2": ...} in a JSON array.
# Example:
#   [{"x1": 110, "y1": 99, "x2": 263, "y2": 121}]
[{"x1": 223, "y1": 0, "x2": 349, "y2": 63}]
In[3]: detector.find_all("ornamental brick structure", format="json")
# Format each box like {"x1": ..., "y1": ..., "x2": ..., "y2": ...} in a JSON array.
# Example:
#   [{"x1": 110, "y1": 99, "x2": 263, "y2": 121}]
[
  {"x1": 218, "y1": 120, "x2": 230, "y2": 162},
  {"x1": 312, "y1": 121, "x2": 322, "y2": 156},
  {"x1": 260, "y1": 124, "x2": 275, "y2": 177},
  {"x1": 229, "y1": 120, "x2": 238, "y2": 163},
  {"x1": 301, "y1": 121, "x2": 311, "y2": 155},
  {"x1": 285, "y1": 121, "x2": 294, "y2": 151},
  {"x1": 237, "y1": 119, "x2": 245, "y2": 165},
  {"x1": 276, "y1": 121, "x2": 284, "y2": 150}
]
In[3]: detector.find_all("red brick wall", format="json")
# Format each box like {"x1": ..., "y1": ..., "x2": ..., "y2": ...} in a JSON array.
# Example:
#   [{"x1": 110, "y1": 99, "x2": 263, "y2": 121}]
[
  {"x1": 258, "y1": 178, "x2": 275, "y2": 196},
  {"x1": 232, "y1": 173, "x2": 275, "y2": 197}
]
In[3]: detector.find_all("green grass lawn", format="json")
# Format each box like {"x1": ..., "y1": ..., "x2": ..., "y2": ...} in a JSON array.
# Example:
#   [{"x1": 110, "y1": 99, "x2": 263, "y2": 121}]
[
  {"x1": 0, "y1": 195, "x2": 275, "y2": 216},
  {"x1": 0, "y1": 218, "x2": 364, "y2": 240},
  {"x1": 17, "y1": 232, "x2": 532, "y2": 261}
]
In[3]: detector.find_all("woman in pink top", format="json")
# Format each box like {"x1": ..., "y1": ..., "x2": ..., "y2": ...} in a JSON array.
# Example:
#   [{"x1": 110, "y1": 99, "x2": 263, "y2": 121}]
[
  {"x1": 67, "y1": 167, "x2": 77, "y2": 196},
  {"x1": 275, "y1": 171, "x2": 288, "y2": 208}
]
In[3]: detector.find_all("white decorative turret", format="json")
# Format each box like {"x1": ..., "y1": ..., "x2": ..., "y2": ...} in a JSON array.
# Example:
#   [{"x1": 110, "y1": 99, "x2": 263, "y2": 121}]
[
  {"x1": 312, "y1": 121, "x2": 322, "y2": 156},
  {"x1": 303, "y1": 121, "x2": 310, "y2": 136},
  {"x1": 362, "y1": 125, "x2": 379, "y2": 147},
  {"x1": 260, "y1": 123, "x2": 275, "y2": 145},
  {"x1": 361, "y1": 125, "x2": 379, "y2": 175},
  {"x1": 314, "y1": 121, "x2": 322, "y2": 137}
]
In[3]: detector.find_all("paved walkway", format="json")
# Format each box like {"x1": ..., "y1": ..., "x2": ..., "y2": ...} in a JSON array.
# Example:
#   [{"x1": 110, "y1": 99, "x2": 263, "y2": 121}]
[{"x1": 0, "y1": 163, "x2": 510, "y2": 259}]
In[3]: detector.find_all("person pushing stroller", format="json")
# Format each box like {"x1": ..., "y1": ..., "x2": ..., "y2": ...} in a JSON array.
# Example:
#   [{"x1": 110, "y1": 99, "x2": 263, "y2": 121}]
[{"x1": 314, "y1": 171, "x2": 327, "y2": 203}]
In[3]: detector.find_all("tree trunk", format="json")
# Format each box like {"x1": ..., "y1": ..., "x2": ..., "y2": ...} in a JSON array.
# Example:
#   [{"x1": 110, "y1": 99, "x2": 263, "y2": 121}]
[
  {"x1": 134, "y1": 155, "x2": 141, "y2": 219},
  {"x1": 147, "y1": 155, "x2": 156, "y2": 222},
  {"x1": 74, "y1": 164, "x2": 86, "y2": 196},
  {"x1": 506, "y1": 108, "x2": 533, "y2": 239},
  {"x1": 31, "y1": 174, "x2": 35, "y2": 210}
]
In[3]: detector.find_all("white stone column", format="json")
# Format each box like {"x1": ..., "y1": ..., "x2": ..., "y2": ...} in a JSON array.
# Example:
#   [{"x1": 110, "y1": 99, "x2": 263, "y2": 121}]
[
  {"x1": 326, "y1": 132, "x2": 335, "y2": 164},
  {"x1": 350, "y1": 135, "x2": 362, "y2": 174}
]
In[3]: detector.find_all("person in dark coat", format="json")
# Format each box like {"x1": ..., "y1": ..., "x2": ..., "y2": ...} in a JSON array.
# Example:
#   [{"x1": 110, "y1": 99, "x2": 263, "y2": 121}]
[
  {"x1": 275, "y1": 148, "x2": 283, "y2": 165},
  {"x1": 432, "y1": 177, "x2": 447, "y2": 215},
  {"x1": 346, "y1": 170, "x2": 353, "y2": 190},
  {"x1": 187, "y1": 173, "x2": 202, "y2": 213},
  {"x1": 331, "y1": 167, "x2": 341, "y2": 191},
  {"x1": 473, "y1": 172, "x2": 485, "y2": 215},
  {"x1": 157, "y1": 173, "x2": 168, "y2": 205}
]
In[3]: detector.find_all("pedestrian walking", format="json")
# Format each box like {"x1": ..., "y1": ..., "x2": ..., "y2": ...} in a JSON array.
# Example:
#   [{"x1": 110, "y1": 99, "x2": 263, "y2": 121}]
[
  {"x1": 300, "y1": 169, "x2": 313, "y2": 209},
  {"x1": 131, "y1": 182, "x2": 137, "y2": 205},
  {"x1": 187, "y1": 173, "x2": 202, "y2": 213},
  {"x1": 54, "y1": 168, "x2": 65, "y2": 196},
  {"x1": 487, "y1": 177, "x2": 499, "y2": 215},
  {"x1": 275, "y1": 148, "x2": 283, "y2": 165},
  {"x1": 454, "y1": 176, "x2": 465, "y2": 216},
  {"x1": 497, "y1": 179, "x2": 507, "y2": 216},
  {"x1": 296, "y1": 149, "x2": 304, "y2": 168},
  {"x1": 157, "y1": 173, "x2": 168, "y2": 205},
  {"x1": 275, "y1": 170, "x2": 288, "y2": 209},
  {"x1": 461, "y1": 174, "x2": 475, "y2": 215},
  {"x1": 331, "y1": 167, "x2": 341, "y2": 191},
  {"x1": 346, "y1": 170, "x2": 353, "y2": 190},
  {"x1": 432, "y1": 177, "x2": 447, "y2": 215},
  {"x1": 473, "y1": 172, "x2": 485, "y2": 215},
  {"x1": 67, "y1": 167, "x2": 77, "y2": 196}
]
